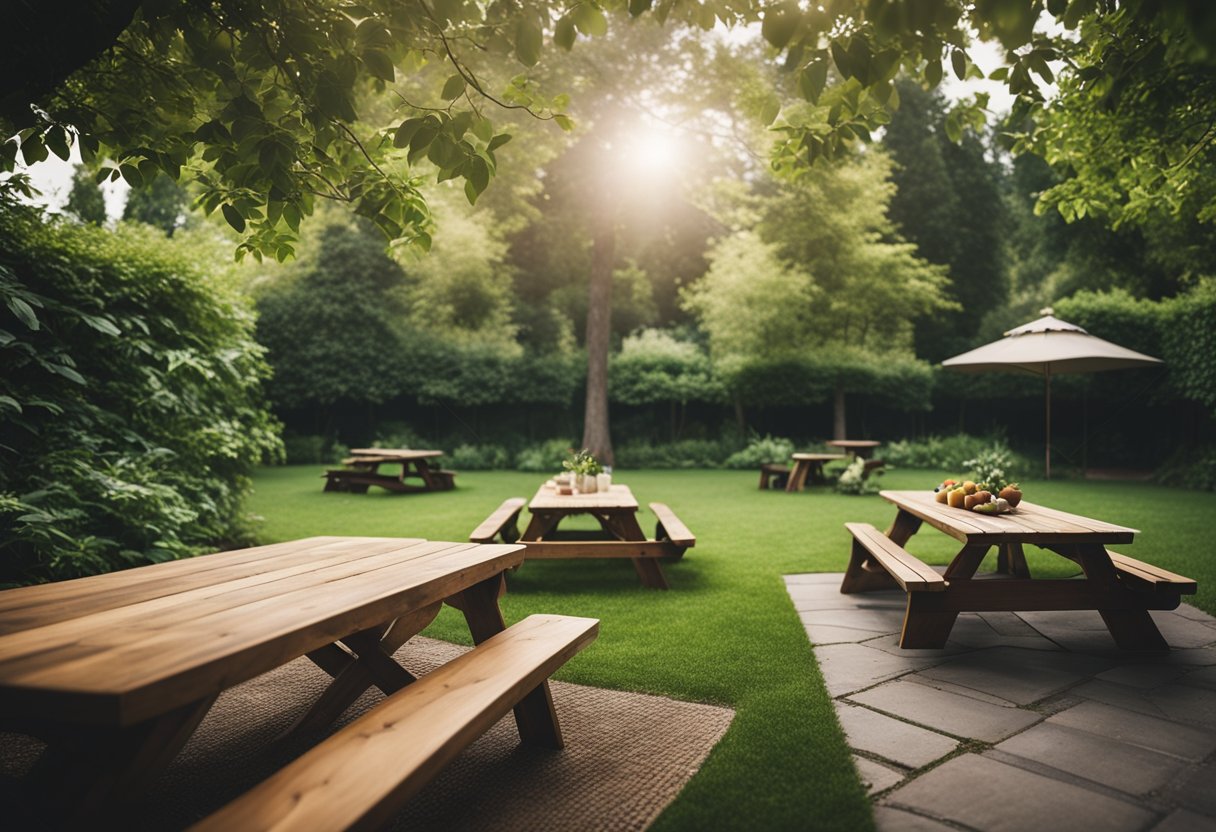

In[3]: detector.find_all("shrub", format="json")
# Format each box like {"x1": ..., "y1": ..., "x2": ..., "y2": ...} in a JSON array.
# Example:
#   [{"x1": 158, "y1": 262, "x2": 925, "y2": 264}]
[
  {"x1": 0, "y1": 202, "x2": 281, "y2": 585},
  {"x1": 962, "y1": 446, "x2": 1017, "y2": 493},
  {"x1": 614, "y1": 439, "x2": 733, "y2": 469},
  {"x1": 515, "y1": 439, "x2": 577, "y2": 472},
  {"x1": 281, "y1": 434, "x2": 347, "y2": 465},
  {"x1": 835, "y1": 458, "x2": 881, "y2": 495},
  {"x1": 724, "y1": 434, "x2": 795, "y2": 469},
  {"x1": 1155, "y1": 444, "x2": 1216, "y2": 491},
  {"x1": 883, "y1": 433, "x2": 1026, "y2": 472},
  {"x1": 447, "y1": 443, "x2": 511, "y2": 470}
]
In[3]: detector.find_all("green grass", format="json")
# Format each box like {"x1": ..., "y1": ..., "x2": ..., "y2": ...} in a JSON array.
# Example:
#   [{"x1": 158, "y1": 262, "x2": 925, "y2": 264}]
[{"x1": 246, "y1": 466, "x2": 1216, "y2": 831}]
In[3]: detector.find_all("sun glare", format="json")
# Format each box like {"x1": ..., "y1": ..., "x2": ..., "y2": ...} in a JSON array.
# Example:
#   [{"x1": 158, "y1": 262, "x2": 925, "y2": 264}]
[{"x1": 622, "y1": 127, "x2": 680, "y2": 177}]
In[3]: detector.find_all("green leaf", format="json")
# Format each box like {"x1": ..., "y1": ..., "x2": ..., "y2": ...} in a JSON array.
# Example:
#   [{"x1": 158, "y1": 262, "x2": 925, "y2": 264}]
[
  {"x1": 222, "y1": 203, "x2": 246, "y2": 233},
  {"x1": 464, "y1": 179, "x2": 480, "y2": 205},
  {"x1": 628, "y1": 0, "x2": 652, "y2": 17},
  {"x1": 515, "y1": 20, "x2": 543, "y2": 67},
  {"x1": 925, "y1": 56, "x2": 943, "y2": 87},
  {"x1": 6, "y1": 296, "x2": 39, "y2": 330},
  {"x1": 573, "y1": 4, "x2": 608, "y2": 37},
  {"x1": 393, "y1": 117, "x2": 426, "y2": 148},
  {"x1": 20, "y1": 135, "x2": 47, "y2": 165},
  {"x1": 799, "y1": 61, "x2": 828, "y2": 104},
  {"x1": 554, "y1": 15, "x2": 576, "y2": 51},
  {"x1": 79, "y1": 313, "x2": 121, "y2": 336},
  {"x1": 46, "y1": 363, "x2": 86, "y2": 385},
  {"x1": 0, "y1": 395, "x2": 21, "y2": 414},
  {"x1": 487, "y1": 133, "x2": 512, "y2": 152},
  {"x1": 362, "y1": 49, "x2": 395, "y2": 83},
  {"x1": 46, "y1": 126, "x2": 70, "y2": 161},
  {"x1": 441, "y1": 73, "x2": 467, "y2": 101},
  {"x1": 471, "y1": 115, "x2": 494, "y2": 143},
  {"x1": 761, "y1": 4, "x2": 799, "y2": 50},
  {"x1": 553, "y1": 114, "x2": 574, "y2": 132},
  {"x1": 951, "y1": 48, "x2": 967, "y2": 81}
]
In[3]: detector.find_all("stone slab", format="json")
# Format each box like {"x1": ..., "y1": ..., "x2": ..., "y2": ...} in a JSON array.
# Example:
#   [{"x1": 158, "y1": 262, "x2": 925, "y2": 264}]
[
  {"x1": 996, "y1": 721, "x2": 1189, "y2": 796},
  {"x1": 915, "y1": 646, "x2": 1112, "y2": 705},
  {"x1": 1152, "y1": 808, "x2": 1216, "y2": 832},
  {"x1": 849, "y1": 679, "x2": 1041, "y2": 743},
  {"x1": 872, "y1": 805, "x2": 958, "y2": 832},
  {"x1": 806, "y1": 624, "x2": 891, "y2": 645},
  {"x1": 834, "y1": 701, "x2": 958, "y2": 769},
  {"x1": 1096, "y1": 663, "x2": 1192, "y2": 689},
  {"x1": 1072, "y1": 679, "x2": 1216, "y2": 729},
  {"x1": 1049, "y1": 700, "x2": 1216, "y2": 762},
  {"x1": 1158, "y1": 761, "x2": 1216, "y2": 818},
  {"x1": 1171, "y1": 603, "x2": 1216, "y2": 625},
  {"x1": 885, "y1": 754, "x2": 1156, "y2": 832},
  {"x1": 1184, "y1": 666, "x2": 1216, "y2": 690},
  {"x1": 798, "y1": 607, "x2": 906, "y2": 634},
  {"x1": 814, "y1": 643, "x2": 943, "y2": 697},
  {"x1": 1149, "y1": 610, "x2": 1216, "y2": 649},
  {"x1": 853, "y1": 755, "x2": 904, "y2": 795}
]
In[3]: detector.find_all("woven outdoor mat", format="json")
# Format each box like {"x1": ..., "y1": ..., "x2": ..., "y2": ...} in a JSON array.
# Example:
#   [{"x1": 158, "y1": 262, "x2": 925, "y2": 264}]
[{"x1": 0, "y1": 636, "x2": 734, "y2": 831}]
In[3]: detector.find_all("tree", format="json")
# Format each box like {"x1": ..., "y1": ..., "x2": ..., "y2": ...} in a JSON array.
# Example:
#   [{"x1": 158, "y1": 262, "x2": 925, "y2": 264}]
[
  {"x1": 881, "y1": 80, "x2": 1008, "y2": 361},
  {"x1": 686, "y1": 152, "x2": 954, "y2": 437},
  {"x1": 63, "y1": 164, "x2": 106, "y2": 225},
  {"x1": 123, "y1": 173, "x2": 189, "y2": 236}
]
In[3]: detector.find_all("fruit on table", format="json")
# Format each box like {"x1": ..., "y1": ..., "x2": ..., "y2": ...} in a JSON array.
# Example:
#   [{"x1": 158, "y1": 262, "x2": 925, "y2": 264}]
[
  {"x1": 999, "y1": 484, "x2": 1023, "y2": 507},
  {"x1": 947, "y1": 488, "x2": 967, "y2": 508},
  {"x1": 963, "y1": 481, "x2": 977, "y2": 495},
  {"x1": 935, "y1": 488, "x2": 949, "y2": 504},
  {"x1": 972, "y1": 501, "x2": 1001, "y2": 515}
]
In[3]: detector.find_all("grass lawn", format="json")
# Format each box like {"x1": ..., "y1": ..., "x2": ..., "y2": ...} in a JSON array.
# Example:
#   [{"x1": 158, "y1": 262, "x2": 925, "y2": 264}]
[{"x1": 247, "y1": 465, "x2": 1216, "y2": 831}]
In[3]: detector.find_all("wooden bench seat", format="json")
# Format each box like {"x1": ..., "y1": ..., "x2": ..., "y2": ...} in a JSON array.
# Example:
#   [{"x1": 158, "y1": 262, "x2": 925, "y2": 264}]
[
  {"x1": 651, "y1": 502, "x2": 695, "y2": 549},
  {"x1": 758, "y1": 463, "x2": 789, "y2": 490},
  {"x1": 469, "y1": 497, "x2": 526, "y2": 544},
  {"x1": 191, "y1": 614, "x2": 599, "y2": 832},
  {"x1": 862, "y1": 459, "x2": 886, "y2": 478},
  {"x1": 842, "y1": 522, "x2": 945, "y2": 593},
  {"x1": 429, "y1": 469, "x2": 458, "y2": 491},
  {"x1": 1109, "y1": 550, "x2": 1197, "y2": 594},
  {"x1": 322, "y1": 468, "x2": 397, "y2": 493}
]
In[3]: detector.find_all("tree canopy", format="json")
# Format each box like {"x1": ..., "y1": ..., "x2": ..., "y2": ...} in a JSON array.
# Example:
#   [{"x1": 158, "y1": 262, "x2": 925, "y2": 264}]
[{"x1": 4, "y1": 1, "x2": 1214, "y2": 261}]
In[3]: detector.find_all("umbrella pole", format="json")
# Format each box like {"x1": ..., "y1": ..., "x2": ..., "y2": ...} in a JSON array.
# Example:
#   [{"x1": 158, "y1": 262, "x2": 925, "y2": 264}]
[{"x1": 1045, "y1": 366, "x2": 1052, "y2": 480}]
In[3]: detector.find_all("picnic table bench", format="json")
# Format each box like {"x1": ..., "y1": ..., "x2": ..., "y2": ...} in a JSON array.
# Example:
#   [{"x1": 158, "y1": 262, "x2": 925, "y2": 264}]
[
  {"x1": 470, "y1": 484, "x2": 695, "y2": 590},
  {"x1": 842, "y1": 490, "x2": 1196, "y2": 650},
  {"x1": 323, "y1": 448, "x2": 455, "y2": 493},
  {"x1": 0, "y1": 536, "x2": 597, "y2": 827}
]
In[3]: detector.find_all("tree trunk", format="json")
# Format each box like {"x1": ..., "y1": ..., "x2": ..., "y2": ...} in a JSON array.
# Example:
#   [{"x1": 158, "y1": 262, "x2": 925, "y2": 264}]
[
  {"x1": 733, "y1": 395, "x2": 746, "y2": 433},
  {"x1": 833, "y1": 382, "x2": 847, "y2": 440},
  {"x1": 581, "y1": 214, "x2": 615, "y2": 466}
]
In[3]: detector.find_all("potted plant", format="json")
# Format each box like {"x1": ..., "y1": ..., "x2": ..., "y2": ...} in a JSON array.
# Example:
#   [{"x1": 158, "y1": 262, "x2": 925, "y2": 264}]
[{"x1": 563, "y1": 449, "x2": 603, "y2": 493}]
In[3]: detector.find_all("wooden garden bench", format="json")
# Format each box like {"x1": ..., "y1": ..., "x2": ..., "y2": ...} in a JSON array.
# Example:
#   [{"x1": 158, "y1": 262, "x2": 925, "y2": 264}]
[
  {"x1": 469, "y1": 497, "x2": 526, "y2": 544},
  {"x1": 1108, "y1": 550, "x2": 1197, "y2": 594},
  {"x1": 191, "y1": 614, "x2": 599, "y2": 832},
  {"x1": 758, "y1": 462, "x2": 789, "y2": 490},
  {"x1": 843, "y1": 522, "x2": 945, "y2": 593}
]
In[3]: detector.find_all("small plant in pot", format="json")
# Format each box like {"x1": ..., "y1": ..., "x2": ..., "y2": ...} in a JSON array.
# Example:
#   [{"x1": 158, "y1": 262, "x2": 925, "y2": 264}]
[{"x1": 563, "y1": 449, "x2": 603, "y2": 492}]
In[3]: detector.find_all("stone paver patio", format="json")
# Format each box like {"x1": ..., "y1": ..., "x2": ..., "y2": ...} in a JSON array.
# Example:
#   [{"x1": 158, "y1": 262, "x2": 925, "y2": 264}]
[{"x1": 786, "y1": 573, "x2": 1216, "y2": 831}]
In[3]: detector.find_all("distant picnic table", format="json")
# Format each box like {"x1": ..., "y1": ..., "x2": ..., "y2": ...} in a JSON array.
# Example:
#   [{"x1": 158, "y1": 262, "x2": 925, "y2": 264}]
[
  {"x1": 470, "y1": 483, "x2": 696, "y2": 590},
  {"x1": 825, "y1": 439, "x2": 881, "y2": 458},
  {"x1": 323, "y1": 448, "x2": 455, "y2": 493}
]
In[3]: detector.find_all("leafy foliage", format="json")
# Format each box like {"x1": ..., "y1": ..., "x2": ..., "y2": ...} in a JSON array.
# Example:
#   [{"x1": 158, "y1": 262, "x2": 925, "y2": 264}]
[
  {"x1": 723, "y1": 434, "x2": 795, "y2": 469},
  {"x1": 883, "y1": 433, "x2": 1026, "y2": 473},
  {"x1": 834, "y1": 457, "x2": 880, "y2": 495},
  {"x1": 63, "y1": 164, "x2": 106, "y2": 226},
  {"x1": 0, "y1": 200, "x2": 281, "y2": 585}
]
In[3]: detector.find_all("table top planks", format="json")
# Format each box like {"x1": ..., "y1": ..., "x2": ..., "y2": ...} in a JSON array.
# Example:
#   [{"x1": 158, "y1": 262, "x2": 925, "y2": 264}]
[
  {"x1": 880, "y1": 490, "x2": 1138, "y2": 545},
  {"x1": 0, "y1": 537, "x2": 524, "y2": 726},
  {"x1": 791, "y1": 453, "x2": 847, "y2": 462},
  {"x1": 528, "y1": 483, "x2": 639, "y2": 511},
  {"x1": 347, "y1": 448, "x2": 443, "y2": 462}
]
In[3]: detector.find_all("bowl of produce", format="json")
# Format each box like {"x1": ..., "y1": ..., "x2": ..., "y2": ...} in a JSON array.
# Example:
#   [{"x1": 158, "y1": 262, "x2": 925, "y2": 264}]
[{"x1": 933, "y1": 479, "x2": 1023, "y2": 515}]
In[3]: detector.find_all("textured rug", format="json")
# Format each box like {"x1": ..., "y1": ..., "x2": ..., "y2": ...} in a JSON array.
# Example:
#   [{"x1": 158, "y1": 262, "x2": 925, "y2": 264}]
[{"x1": 1, "y1": 637, "x2": 734, "y2": 831}]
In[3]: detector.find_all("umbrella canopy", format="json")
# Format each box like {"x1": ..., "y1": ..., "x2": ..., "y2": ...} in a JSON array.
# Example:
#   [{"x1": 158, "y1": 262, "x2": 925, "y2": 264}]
[{"x1": 941, "y1": 309, "x2": 1163, "y2": 478}]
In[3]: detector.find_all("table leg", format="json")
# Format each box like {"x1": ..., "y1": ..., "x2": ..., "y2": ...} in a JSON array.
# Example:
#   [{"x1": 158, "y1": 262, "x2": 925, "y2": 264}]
[
  {"x1": 521, "y1": 509, "x2": 563, "y2": 541},
  {"x1": 996, "y1": 542, "x2": 1031, "y2": 578},
  {"x1": 898, "y1": 543, "x2": 990, "y2": 649},
  {"x1": 604, "y1": 511, "x2": 670, "y2": 590},
  {"x1": 451, "y1": 574, "x2": 565, "y2": 748},
  {"x1": 291, "y1": 602, "x2": 443, "y2": 733},
  {"x1": 29, "y1": 694, "x2": 217, "y2": 824},
  {"x1": 1070, "y1": 544, "x2": 1170, "y2": 651},
  {"x1": 885, "y1": 509, "x2": 923, "y2": 546},
  {"x1": 785, "y1": 460, "x2": 809, "y2": 493}
]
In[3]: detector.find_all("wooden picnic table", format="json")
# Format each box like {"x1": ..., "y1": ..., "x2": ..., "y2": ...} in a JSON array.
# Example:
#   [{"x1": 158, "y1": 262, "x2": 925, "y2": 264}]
[
  {"x1": 841, "y1": 490, "x2": 1196, "y2": 650},
  {"x1": 485, "y1": 483, "x2": 695, "y2": 590},
  {"x1": 785, "y1": 452, "x2": 848, "y2": 492},
  {"x1": 324, "y1": 448, "x2": 451, "y2": 493},
  {"x1": 825, "y1": 439, "x2": 880, "y2": 458},
  {"x1": 0, "y1": 535, "x2": 552, "y2": 824}
]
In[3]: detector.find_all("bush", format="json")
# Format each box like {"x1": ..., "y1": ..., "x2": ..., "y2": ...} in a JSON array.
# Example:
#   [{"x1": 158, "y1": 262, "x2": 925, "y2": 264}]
[
  {"x1": 962, "y1": 446, "x2": 1018, "y2": 492},
  {"x1": 724, "y1": 434, "x2": 795, "y2": 469},
  {"x1": 883, "y1": 433, "x2": 1026, "y2": 472},
  {"x1": 281, "y1": 434, "x2": 347, "y2": 465},
  {"x1": 614, "y1": 439, "x2": 733, "y2": 469},
  {"x1": 0, "y1": 202, "x2": 281, "y2": 585},
  {"x1": 447, "y1": 443, "x2": 511, "y2": 470},
  {"x1": 1155, "y1": 444, "x2": 1216, "y2": 491},
  {"x1": 835, "y1": 458, "x2": 881, "y2": 495},
  {"x1": 515, "y1": 439, "x2": 576, "y2": 472}
]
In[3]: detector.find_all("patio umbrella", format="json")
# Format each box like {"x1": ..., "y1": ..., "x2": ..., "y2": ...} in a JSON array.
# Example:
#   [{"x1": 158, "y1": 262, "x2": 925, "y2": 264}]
[{"x1": 941, "y1": 308, "x2": 1163, "y2": 479}]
